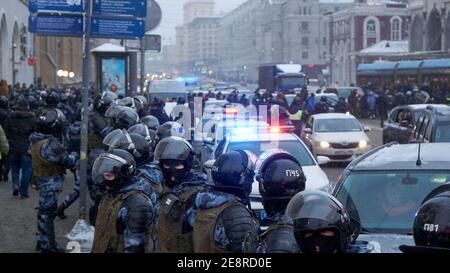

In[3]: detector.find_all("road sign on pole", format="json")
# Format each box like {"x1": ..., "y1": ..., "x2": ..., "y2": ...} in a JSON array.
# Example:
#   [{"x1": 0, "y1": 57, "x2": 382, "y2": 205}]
[
  {"x1": 144, "y1": 34, "x2": 161, "y2": 52},
  {"x1": 91, "y1": 17, "x2": 145, "y2": 39},
  {"x1": 29, "y1": 0, "x2": 86, "y2": 13},
  {"x1": 146, "y1": 0, "x2": 162, "y2": 32},
  {"x1": 93, "y1": 0, "x2": 147, "y2": 17},
  {"x1": 28, "y1": 15, "x2": 84, "y2": 37}
]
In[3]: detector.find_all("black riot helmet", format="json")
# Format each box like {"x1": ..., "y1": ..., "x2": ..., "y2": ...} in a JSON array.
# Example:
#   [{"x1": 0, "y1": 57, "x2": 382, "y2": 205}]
[
  {"x1": 156, "y1": 121, "x2": 185, "y2": 142},
  {"x1": 35, "y1": 108, "x2": 67, "y2": 136},
  {"x1": 286, "y1": 190, "x2": 359, "y2": 253},
  {"x1": 45, "y1": 91, "x2": 60, "y2": 107},
  {"x1": 118, "y1": 96, "x2": 144, "y2": 115},
  {"x1": 13, "y1": 95, "x2": 30, "y2": 111},
  {"x1": 103, "y1": 129, "x2": 151, "y2": 166},
  {"x1": 91, "y1": 149, "x2": 136, "y2": 191},
  {"x1": 113, "y1": 106, "x2": 140, "y2": 130},
  {"x1": 135, "y1": 95, "x2": 148, "y2": 108},
  {"x1": 211, "y1": 150, "x2": 257, "y2": 202},
  {"x1": 127, "y1": 123, "x2": 156, "y2": 148},
  {"x1": 95, "y1": 91, "x2": 118, "y2": 115},
  {"x1": 413, "y1": 190, "x2": 450, "y2": 249},
  {"x1": 0, "y1": 96, "x2": 9, "y2": 108},
  {"x1": 154, "y1": 136, "x2": 196, "y2": 188},
  {"x1": 255, "y1": 149, "x2": 306, "y2": 216},
  {"x1": 141, "y1": 115, "x2": 160, "y2": 131}
]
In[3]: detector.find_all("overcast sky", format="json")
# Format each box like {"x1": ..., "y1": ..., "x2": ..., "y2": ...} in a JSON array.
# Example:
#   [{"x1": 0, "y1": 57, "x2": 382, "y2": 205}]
[{"x1": 151, "y1": 0, "x2": 247, "y2": 45}]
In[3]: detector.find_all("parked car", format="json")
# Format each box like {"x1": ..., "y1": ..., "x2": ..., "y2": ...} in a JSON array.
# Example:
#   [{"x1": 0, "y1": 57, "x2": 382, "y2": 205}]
[
  {"x1": 409, "y1": 106, "x2": 450, "y2": 143},
  {"x1": 332, "y1": 142, "x2": 450, "y2": 253},
  {"x1": 383, "y1": 104, "x2": 448, "y2": 144}
]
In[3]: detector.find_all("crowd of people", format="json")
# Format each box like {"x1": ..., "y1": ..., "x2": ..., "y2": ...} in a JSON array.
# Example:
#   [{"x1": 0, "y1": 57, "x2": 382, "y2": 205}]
[{"x1": 0, "y1": 78, "x2": 448, "y2": 254}]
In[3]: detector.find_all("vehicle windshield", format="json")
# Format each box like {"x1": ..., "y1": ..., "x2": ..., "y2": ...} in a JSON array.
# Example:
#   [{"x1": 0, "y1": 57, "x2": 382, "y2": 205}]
[
  {"x1": 227, "y1": 140, "x2": 316, "y2": 166},
  {"x1": 315, "y1": 96, "x2": 338, "y2": 106},
  {"x1": 279, "y1": 77, "x2": 306, "y2": 87},
  {"x1": 149, "y1": 81, "x2": 186, "y2": 93},
  {"x1": 435, "y1": 124, "x2": 450, "y2": 142},
  {"x1": 335, "y1": 171, "x2": 450, "y2": 234},
  {"x1": 315, "y1": 118, "x2": 362, "y2": 132},
  {"x1": 337, "y1": 88, "x2": 355, "y2": 98}
]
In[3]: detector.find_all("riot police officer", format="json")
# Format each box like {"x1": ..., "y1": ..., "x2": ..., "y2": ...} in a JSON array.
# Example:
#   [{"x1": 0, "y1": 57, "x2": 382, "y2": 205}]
[
  {"x1": 140, "y1": 115, "x2": 160, "y2": 131},
  {"x1": 400, "y1": 183, "x2": 450, "y2": 253},
  {"x1": 153, "y1": 136, "x2": 207, "y2": 252},
  {"x1": 315, "y1": 96, "x2": 330, "y2": 114},
  {"x1": 91, "y1": 149, "x2": 157, "y2": 253},
  {"x1": 57, "y1": 92, "x2": 116, "y2": 223},
  {"x1": 128, "y1": 123, "x2": 157, "y2": 149},
  {"x1": 155, "y1": 121, "x2": 185, "y2": 144},
  {"x1": 104, "y1": 129, "x2": 163, "y2": 195},
  {"x1": 30, "y1": 109, "x2": 78, "y2": 252},
  {"x1": 192, "y1": 150, "x2": 259, "y2": 253},
  {"x1": 249, "y1": 149, "x2": 306, "y2": 253},
  {"x1": 286, "y1": 190, "x2": 365, "y2": 253}
]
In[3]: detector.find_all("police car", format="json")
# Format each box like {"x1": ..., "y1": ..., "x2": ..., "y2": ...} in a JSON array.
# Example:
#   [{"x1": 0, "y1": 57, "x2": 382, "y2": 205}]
[{"x1": 201, "y1": 120, "x2": 331, "y2": 223}]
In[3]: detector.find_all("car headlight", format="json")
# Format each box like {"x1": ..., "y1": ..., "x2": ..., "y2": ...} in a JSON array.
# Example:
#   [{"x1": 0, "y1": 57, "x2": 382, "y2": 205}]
[
  {"x1": 359, "y1": 140, "x2": 368, "y2": 148},
  {"x1": 320, "y1": 141, "x2": 330, "y2": 148}
]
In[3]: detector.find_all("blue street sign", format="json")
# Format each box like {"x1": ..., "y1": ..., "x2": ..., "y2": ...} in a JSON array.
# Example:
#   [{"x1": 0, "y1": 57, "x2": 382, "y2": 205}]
[
  {"x1": 93, "y1": 0, "x2": 147, "y2": 17},
  {"x1": 28, "y1": 15, "x2": 84, "y2": 37},
  {"x1": 91, "y1": 17, "x2": 145, "y2": 39},
  {"x1": 29, "y1": 0, "x2": 85, "y2": 13}
]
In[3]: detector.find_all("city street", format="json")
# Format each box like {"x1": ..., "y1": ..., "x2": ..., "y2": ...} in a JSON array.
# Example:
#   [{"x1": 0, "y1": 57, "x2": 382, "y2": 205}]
[{"x1": 0, "y1": 118, "x2": 383, "y2": 253}]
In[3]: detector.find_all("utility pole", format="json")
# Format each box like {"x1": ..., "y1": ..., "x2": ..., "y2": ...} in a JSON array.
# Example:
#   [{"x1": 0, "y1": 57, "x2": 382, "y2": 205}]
[
  {"x1": 140, "y1": 37, "x2": 145, "y2": 94},
  {"x1": 78, "y1": 0, "x2": 92, "y2": 220}
]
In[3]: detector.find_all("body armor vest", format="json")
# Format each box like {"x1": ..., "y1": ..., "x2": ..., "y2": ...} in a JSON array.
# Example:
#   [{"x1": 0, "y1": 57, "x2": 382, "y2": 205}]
[
  {"x1": 157, "y1": 185, "x2": 204, "y2": 253},
  {"x1": 193, "y1": 201, "x2": 251, "y2": 253},
  {"x1": 91, "y1": 190, "x2": 154, "y2": 253},
  {"x1": 259, "y1": 221, "x2": 299, "y2": 253},
  {"x1": 31, "y1": 139, "x2": 65, "y2": 177}
]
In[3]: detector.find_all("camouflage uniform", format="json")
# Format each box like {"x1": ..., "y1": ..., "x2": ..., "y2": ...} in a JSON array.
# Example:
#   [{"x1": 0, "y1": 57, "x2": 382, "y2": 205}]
[
  {"x1": 254, "y1": 212, "x2": 299, "y2": 253},
  {"x1": 188, "y1": 189, "x2": 259, "y2": 253},
  {"x1": 30, "y1": 132, "x2": 77, "y2": 251}
]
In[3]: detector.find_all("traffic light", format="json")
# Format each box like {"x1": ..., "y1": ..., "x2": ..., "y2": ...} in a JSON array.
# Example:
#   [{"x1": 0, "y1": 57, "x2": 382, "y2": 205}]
[{"x1": 145, "y1": 34, "x2": 162, "y2": 52}]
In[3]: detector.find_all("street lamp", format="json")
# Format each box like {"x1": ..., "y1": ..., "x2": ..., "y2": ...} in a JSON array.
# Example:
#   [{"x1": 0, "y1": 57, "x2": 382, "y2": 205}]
[
  {"x1": 69, "y1": 72, "x2": 75, "y2": 79},
  {"x1": 57, "y1": 69, "x2": 64, "y2": 77}
]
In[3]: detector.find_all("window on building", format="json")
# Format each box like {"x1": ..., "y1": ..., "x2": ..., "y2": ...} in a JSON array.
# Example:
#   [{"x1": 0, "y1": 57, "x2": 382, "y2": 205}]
[
  {"x1": 308, "y1": 7, "x2": 312, "y2": 15},
  {"x1": 302, "y1": 51, "x2": 309, "y2": 59},
  {"x1": 302, "y1": 37, "x2": 309, "y2": 47},
  {"x1": 303, "y1": 7, "x2": 308, "y2": 15},
  {"x1": 299, "y1": 7, "x2": 302, "y2": 15},
  {"x1": 301, "y1": 22, "x2": 309, "y2": 32},
  {"x1": 323, "y1": 37, "x2": 327, "y2": 45},
  {"x1": 391, "y1": 18, "x2": 401, "y2": 41},
  {"x1": 367, "y1": 20, "x2": 376, "y2": 33}
]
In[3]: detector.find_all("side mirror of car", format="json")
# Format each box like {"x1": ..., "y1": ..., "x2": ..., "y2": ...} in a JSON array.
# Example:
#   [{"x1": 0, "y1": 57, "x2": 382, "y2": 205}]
[
  {"x1": 317, "y1": 156, "x2": 331, "y2": 166},
  {"x1": 304, "y1": 128, "x2": 312, "y2": 134},
  {"x1": 364, "y1": 126, "x2": 371, "y2": 132}
]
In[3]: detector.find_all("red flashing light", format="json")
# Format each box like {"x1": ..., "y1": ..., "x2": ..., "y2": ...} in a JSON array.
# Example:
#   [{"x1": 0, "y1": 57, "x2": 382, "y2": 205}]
[
  {"x1": 224, "y1": 108, "x2": 239, "y2": 114},
  {"x1": 307, "y1": 64, "x2": 315, "y2": 69},
  {"x1": 270, "y1": 127, "x2": 281, "y2": 133}
]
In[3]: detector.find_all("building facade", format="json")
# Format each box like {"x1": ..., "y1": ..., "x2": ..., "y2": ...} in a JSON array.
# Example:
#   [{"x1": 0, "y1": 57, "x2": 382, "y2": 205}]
[
  {"x1": 186, "y1": 17, "x2": 220, "y2": 74},
  {"x1": 218, "y1": 0, "x2": 354, "y2": 83},
  {"x1": 409, "y1": 0, "x2": 450, "y2": 53},
  {"x1": 0, "y1": 0, "x2": 34, "y2": 86},
  {"x1": 35, "y1": 37, "x2": 83, "y2": 88},
  {"x1": 327, "y1": 1, "x2": 410, "y2": 86},
  {"x1": 184, "y1": 0, "x2": 216, "y2": 24}
]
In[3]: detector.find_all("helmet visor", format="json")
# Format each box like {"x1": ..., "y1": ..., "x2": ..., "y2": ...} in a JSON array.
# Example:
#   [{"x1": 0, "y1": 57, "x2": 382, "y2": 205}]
[
  {"x1": 92, "y1": 154, "x2": 127, "y2": 185},
  {"x1": 286, "y1": 190, "x2": 343, "y2": 222}
]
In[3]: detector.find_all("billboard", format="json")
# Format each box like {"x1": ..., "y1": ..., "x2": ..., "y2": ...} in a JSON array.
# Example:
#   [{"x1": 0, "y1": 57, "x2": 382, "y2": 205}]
[{"x1": 101, "y1": 58, "x2": 127, "y2": 97}]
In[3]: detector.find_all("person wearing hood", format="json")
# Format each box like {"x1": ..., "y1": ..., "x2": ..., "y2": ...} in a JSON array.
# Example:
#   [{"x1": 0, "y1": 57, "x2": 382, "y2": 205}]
[
  {"x1": 190, "y1": 150, "x2": 259, "y2": 253},
  {"x1": 4, "y1": 96, "x2": 35, "y2": 198},
  {"x1": 30, "y1": 109, "x2": 78, "y2": 253},
  {"x1": 91, "y1": 149, "x2": 158, "y2": 253}
]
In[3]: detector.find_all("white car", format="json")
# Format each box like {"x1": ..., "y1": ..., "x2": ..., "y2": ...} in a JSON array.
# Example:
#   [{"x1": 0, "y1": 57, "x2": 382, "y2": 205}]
[{"x1": 304, "y1": 113, "x2": 372, "y2": 163}]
